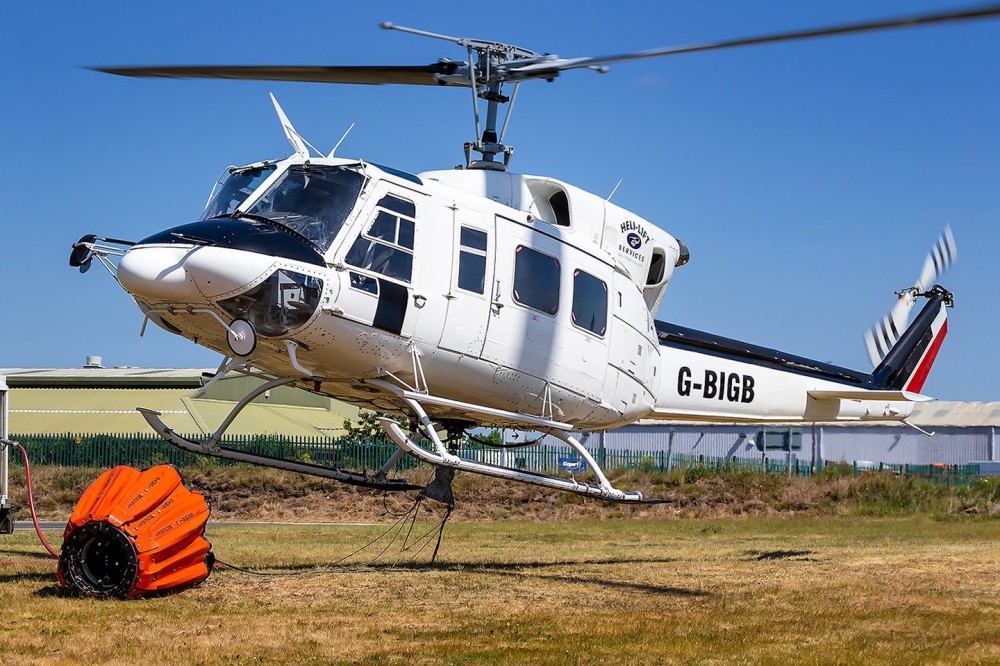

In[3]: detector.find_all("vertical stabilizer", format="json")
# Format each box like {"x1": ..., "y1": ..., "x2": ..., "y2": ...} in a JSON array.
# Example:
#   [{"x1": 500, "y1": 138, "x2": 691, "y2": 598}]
[{"x1": 872, "y1": 286, "x2": 952, "y2": 392}]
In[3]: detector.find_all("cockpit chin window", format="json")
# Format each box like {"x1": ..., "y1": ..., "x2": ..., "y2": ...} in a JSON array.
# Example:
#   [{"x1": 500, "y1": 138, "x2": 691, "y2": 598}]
[
  {"x1": 202, "y1": 165, "x2": 276, "y2": 220},
  {"x1": 245, "y1": 165, "x2": 365, "y2": 252},
  {"x1": 217, "y1": 269, "x2": 323, "y2": 337}
]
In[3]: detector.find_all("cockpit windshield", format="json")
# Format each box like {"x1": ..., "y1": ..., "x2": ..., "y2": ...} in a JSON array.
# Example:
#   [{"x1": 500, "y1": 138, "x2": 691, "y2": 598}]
[
  {"x1": 244, "y1": 165, "x2": 365, "y2": 252},
  {"x1": 201, "y1": 165, "x2": 276, "y2": 220}
]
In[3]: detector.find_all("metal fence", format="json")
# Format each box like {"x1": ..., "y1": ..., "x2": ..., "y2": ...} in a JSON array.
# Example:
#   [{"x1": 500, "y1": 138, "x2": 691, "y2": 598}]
[{"x1": 4, "y1": 433, "x2": 985, "y2": 485}]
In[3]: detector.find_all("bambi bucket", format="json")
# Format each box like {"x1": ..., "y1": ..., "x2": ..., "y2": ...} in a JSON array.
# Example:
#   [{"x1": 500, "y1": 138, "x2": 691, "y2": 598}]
[{"x1": 58, "y1": 464, "x2": 213, "y2": 598}]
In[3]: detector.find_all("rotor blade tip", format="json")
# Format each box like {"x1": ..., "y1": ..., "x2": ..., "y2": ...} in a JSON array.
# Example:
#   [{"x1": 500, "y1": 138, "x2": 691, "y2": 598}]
[{"x1": 380, "y1": 21, "x2": 394, "y2": 30}]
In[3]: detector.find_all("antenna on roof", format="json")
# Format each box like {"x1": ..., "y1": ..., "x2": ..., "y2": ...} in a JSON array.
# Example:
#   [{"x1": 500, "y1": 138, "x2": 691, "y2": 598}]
[
  {"x1": 328, "y1": 122, "x2": 356, "y2": 158},
  {"x1": 607, "y1": 178, "x2": 623, "y2": 201},
  {"x1": 269, "y1": 93, "x2": 309, "y2": 158}
]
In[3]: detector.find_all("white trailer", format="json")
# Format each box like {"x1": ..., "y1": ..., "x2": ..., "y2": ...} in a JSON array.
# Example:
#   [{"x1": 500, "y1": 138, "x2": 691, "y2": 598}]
[{"x1": 0, "y1": 375, "x2": 12, "y2": 533}]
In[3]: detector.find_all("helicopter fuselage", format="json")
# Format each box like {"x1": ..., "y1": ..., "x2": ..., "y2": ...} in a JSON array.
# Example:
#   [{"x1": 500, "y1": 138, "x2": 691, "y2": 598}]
[{"x1": 115, "y1": 155, "x2": 927, "y2": 432}]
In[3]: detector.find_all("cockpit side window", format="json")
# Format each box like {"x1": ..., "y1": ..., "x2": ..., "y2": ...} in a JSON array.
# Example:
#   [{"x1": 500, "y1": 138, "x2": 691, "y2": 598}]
[
  {"x1": 246, "y1": 165, "x2": 365, "y2": 252},
  {"x1": 377, "y1": 194, "x2": 416, "y2": 218},
  {"x1": 344, "y1": 194, "x2": 416, "y2": 283},
  {"x1": 202, "y1": 166, "x2": 276, "y2": 220}
]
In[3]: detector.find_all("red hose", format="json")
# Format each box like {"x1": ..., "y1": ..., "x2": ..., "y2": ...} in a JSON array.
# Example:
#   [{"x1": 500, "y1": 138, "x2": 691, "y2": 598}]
[{"x1": 12, "y1": 442, "x2": 59, "y2": 559}]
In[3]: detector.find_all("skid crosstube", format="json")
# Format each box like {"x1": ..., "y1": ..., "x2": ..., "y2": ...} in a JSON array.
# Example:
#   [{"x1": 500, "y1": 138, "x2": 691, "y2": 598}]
[
  {"x1": 378, "y1": 417, "x2": 666, "y2": 504},
  {"x1": 138, "y1": 408, "x2": 421, "y2": 492}
]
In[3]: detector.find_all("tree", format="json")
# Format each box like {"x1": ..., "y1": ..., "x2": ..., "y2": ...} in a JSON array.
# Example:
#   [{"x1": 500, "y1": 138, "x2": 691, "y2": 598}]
[
  {"x1": 343, "y1": 410, "x2": 408, "y2": 441},
  {"x1": 463, "y1": 428, "x2": 502, "y2": 449}
]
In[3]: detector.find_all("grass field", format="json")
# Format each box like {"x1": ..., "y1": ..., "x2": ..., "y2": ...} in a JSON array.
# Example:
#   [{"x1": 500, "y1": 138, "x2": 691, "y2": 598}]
[{"x1": 1, "y1": 516, "x2": 999, "y2": 665}]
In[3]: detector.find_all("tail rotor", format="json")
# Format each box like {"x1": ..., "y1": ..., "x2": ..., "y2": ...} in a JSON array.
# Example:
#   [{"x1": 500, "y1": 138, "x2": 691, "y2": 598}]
[{"x1": 864, "y1": 227, "x2": 956, "y2": 366}]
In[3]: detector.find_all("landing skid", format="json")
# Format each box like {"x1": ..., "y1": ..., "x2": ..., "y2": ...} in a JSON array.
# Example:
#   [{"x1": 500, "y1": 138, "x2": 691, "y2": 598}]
[
  {"x1": 370, "y1": 380, "x2": 656, "y2": 504},
  {"x1": 139, "y1": 408, "x2": 417, "y2": 490},
  {"x1": 136, "y1": 373, "x2": 421, "y2": 491}
]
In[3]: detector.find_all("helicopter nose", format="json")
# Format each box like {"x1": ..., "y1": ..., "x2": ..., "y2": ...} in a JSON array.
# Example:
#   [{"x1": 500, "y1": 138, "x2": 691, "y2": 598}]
[
  {"x1": 183, "y1": 246, "x2": 275, "y2": 298},
  {"x1": 120, "y1": 218, "x2": 325, "y2": 304},
  {"x1": 118, "y1": 245, "x2": 276, "y2": 303},
  {"x1": 118, "y1": 246, "x2": 200, "y2": 302}
]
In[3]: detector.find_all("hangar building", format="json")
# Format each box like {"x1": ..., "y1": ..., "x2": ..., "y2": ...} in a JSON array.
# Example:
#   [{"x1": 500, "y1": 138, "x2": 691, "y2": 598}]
[
  {"x1": 592, "y1": 402, "x2": 1000, "y2": 468},
  {"x1": 0, "y1": 363, "x2": 359, "y2": 437}
]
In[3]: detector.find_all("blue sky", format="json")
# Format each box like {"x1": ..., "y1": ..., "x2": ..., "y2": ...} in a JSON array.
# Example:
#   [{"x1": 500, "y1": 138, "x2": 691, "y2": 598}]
[{"x1": 1, "y1": 2, "x2": 997, "y2": 401}]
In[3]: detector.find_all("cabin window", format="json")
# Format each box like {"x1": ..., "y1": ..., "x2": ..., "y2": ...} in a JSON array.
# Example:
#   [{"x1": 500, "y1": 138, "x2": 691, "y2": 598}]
[
  {"x1": 548, "y1": 190, "x2": 570, "y2": 227},
  {"x1": 571, "y1": 269, "x2": 608, "y2": 337},
  {"x1": 513, "y1": 245, "x2": 560, "y2": 314},
  {"x1": 345, "y1": 195, "x2": 416, "y2": 283},
  {"x1": 349, "y1": 272, "x2": 378, "y2": 295},
  {"x1": 457, "y1": 227, "x2": 487, "y2": 294},
  {"x1": 376, "y1": 194, "x2": 416, "y2": 218}
]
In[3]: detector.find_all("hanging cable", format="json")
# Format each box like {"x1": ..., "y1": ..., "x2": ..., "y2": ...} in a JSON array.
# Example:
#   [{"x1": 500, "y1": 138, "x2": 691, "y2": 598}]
[
  {"x1": 399, "y1": 505, "x2": 453, "y2": 563},
  {"x1": 213, "y1": 494, "x2": 426, "y2": 577},
  {"x1": 1, "y1": 439, "x2": 59, "y2": 559},
  {"x1": 382, "y1": 490, "x2": 415, "y2": 518}
]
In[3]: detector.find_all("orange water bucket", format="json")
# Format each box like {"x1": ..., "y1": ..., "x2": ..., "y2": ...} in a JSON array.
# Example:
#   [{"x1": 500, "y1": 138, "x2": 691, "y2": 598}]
[{"x1": 58, "y1": 465, "x2": 213, "y2": 598}]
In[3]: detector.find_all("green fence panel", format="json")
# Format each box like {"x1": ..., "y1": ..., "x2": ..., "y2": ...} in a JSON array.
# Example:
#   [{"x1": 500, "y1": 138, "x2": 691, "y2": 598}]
[{"x1": 4, "y1": 432, "x2": 985, "y2": 485}]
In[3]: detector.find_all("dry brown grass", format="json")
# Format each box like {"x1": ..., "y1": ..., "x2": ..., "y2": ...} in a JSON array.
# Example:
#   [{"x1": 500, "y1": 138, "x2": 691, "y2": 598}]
[{"x1": 1, "y1": 516, "x2": 999, "y2": 665}]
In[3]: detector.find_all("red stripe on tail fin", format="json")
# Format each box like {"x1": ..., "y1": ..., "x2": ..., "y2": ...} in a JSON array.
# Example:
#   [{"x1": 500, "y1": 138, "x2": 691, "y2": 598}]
[{"x1": 905, "y1": 319, "x2": 948, "y2": 393}]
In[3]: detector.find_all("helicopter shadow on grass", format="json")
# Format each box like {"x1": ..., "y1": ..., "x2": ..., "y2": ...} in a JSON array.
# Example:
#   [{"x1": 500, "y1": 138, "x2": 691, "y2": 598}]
[
  {"x1": 741, "y1": 549, "x2": 817, "y2": 562},
  {"x1": 442, "y1": 563, "x2": 709, "y2": 597},
  {"x1": 248, "y1": 556, "x2": 710, "y2": 598}
]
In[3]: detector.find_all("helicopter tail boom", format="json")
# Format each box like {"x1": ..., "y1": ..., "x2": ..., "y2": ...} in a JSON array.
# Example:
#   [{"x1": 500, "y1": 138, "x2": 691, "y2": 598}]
[{"x1": 650, "y1": 286, "x2": 953, "y2": 424}]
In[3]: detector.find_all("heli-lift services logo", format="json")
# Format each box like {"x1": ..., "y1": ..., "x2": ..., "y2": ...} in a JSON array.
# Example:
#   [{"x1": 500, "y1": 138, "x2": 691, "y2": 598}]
[{"x1": 619, "y1": 220, "x2": 649, "y2": 261}]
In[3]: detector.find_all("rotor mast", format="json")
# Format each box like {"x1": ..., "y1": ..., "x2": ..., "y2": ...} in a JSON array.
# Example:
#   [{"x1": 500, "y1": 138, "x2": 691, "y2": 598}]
[
  {"x1": 381, "y1": 22, "x2": 538, "y2": 171},
  {"x1": 467, "y1": 78, "x2": 510, "y2": 170}
]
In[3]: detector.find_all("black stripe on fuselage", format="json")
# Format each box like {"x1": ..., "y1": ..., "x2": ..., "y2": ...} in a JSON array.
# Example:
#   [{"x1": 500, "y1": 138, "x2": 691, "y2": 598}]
[
  {"x1": 138, "y1": 218, "x2": 326, "y2": 266},
  {"x1": 654, "y1": 321, "x2": 878, "y2": 388}
]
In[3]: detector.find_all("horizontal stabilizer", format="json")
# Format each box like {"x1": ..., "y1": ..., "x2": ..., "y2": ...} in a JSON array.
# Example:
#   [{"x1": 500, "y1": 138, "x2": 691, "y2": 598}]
[{"x1": 807, "y1": 389, "x2": 932, "y2": 402}]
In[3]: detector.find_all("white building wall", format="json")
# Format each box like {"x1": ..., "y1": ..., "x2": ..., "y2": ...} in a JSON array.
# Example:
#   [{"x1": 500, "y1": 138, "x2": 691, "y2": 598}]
[
  {"x1": 817, "y1": 427, "x2": 988, "y2": 465},
  {"x1": 595, "y1": 424, "x2": 991, "y2": 466}
]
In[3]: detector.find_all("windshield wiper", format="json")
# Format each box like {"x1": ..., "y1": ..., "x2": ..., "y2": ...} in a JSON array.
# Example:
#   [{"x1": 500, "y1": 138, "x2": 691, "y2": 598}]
[
  {"x1": 232, "y1": 211, "x2": 324, "y2": 252},
  {"x1": 231, "y1": 211, "x2": 274, "y2": 225},
  {"x1": 171, "y1": 232, "x2": 215, "y2": 246}
]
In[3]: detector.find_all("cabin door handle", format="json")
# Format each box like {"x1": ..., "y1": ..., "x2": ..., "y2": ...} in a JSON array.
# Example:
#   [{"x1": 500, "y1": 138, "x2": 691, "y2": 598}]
[{"x1": 492, "y1": 280, "x2": 504, "y2": 312}]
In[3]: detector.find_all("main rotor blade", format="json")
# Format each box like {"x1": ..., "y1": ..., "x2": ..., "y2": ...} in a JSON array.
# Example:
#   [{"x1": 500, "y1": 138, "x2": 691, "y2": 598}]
[
  {"x1": 92, "y1": 62, "x2": 465, "y2": 86},
  {"x1": 510, "y1": 4, "x2": 1000, "y2": 77}
]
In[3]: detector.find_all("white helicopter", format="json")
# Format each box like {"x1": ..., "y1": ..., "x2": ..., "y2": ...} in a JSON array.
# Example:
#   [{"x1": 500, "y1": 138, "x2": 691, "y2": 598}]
[{"x1": 70, "y1": 5, "x2": 987, "y2": 503}]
